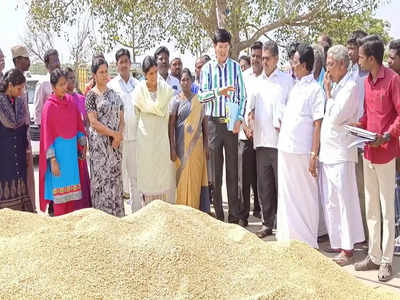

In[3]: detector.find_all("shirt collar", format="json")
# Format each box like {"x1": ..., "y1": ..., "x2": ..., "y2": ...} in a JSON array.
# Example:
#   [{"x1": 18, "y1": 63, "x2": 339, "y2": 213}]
[
  {"x1": 261, "y1": 68, "x2": 279, "y2": 80},
  {"x1": 298, "y1": 73, "x2": 314, "y2": 84},
  {"x1": 246, "y1": 67, "x2": 262, "y2": 78},
  {"x1": 117, "y1": 74, "x2": 135, "y2": 84},
  {"x1": 332, "y1": 71, "x2": 351, "y2": 94},
  {"x1": 212, "y1": 57, "x2": 231, "y2": 69},
  {"x1": 367, "y1": 65, "x2": 385, "y2": 84}
]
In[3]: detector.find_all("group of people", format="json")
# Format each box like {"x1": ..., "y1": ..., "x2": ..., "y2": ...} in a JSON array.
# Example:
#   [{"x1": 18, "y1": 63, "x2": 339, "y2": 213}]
[{"x1": 1, "y1": 27, "x2": 400, "y2": 282}]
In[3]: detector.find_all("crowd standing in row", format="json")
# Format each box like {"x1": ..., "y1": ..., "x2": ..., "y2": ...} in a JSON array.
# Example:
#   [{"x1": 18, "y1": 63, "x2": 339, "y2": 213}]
[{"x1": 1, "y1": 28, "x2": 400, "y2": 282}]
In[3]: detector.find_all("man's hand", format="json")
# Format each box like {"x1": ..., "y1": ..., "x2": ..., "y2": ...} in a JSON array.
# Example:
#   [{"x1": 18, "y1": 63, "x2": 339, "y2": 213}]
[
  {"x1": 369, "y1": 133, "x2": 391, "y2": 148},
  {"x1": 170, "y1": 149, "x2": 177, "y2": 162},
  {"x1": 218, "y1": 86, "x2": 235, "y2": 97},
  {"x1": 232, "y1": 120, "x2": 241, "y2": 134},
  {"x1": 324, "y1": 71, "x2": 332, "y2": 99},
  {"x1": 244, "y1": 127, "x2": 253, "y2": 139},
  {"x1": 347, "y1": 122, "x2": 362, "y2": 128},
  {"x1": 308, "y1": 156, "x2": 318, "y2": 178}
]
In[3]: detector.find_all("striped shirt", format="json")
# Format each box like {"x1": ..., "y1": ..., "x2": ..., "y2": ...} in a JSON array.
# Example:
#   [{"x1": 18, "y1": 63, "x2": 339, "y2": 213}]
[{"x1": 198, "y1": 58, "x2": 246, "y2": 120}]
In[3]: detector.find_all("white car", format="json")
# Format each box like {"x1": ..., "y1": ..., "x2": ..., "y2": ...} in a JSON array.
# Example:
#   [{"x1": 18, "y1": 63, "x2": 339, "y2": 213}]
[{"x1": 25, "y1": 73, "x2": 47, "y2": 157}]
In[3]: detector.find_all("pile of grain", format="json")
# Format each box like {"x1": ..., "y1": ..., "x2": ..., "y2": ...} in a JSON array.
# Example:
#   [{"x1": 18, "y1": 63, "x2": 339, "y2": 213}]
[{"x1": 0, "y1": 201, "x2": 396, "y2": 299}]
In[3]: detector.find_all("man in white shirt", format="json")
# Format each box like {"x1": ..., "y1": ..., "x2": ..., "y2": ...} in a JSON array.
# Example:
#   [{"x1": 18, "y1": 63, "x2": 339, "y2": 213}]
[
  {"x1": 276, "y1": 44, "x2": 325, "y2": 248},
  {"x1": 107, "y1": 48, "x2": 140, "y2": 212},
  {"x1": 346, "y1": 30, "x2": 369, "y2": 241},
  {"x1": 154, "y1": 46, "x2": 181, "y2": 95},
  {"x1": 33, "y1": 49, "x2": 60, "y2": 125},
  {"x1": 237, "y1": 41, "x2": 263, "y2": 227},
  {"x1": 319, "y1": 45, "x2": 365, "y2": 266},
  {"x1": 249, "y1": 40, "x2": 293, "y2": 238}
]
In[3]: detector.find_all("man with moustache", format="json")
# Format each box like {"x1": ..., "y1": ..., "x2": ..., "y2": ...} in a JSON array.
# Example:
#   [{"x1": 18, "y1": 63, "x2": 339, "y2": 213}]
[{"x1": 249, "y1": 40, "x2": 293, "y2": 238}]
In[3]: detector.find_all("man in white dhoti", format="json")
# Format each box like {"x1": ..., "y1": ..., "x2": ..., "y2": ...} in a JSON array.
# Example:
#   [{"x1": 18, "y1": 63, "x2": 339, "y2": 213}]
[
  {"x1": 276, "y1": 44, "x2": 325, "y2": 249},
  {"x1": 319, "y1": 45, "x2": 365, "y2": 265},
  {"x1": 107, "y1": 48, "x2": 140, "y2": 212}
]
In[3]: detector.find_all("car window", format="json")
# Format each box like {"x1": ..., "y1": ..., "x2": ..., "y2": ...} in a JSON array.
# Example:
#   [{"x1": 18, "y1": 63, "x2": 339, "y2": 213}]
[{"x1": 26, "y1": 81, "x2": 38, "y2": 104}]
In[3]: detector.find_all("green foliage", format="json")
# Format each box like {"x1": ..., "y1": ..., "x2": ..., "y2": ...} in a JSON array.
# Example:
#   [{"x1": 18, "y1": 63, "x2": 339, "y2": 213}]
[
  {"x1": 311, "y1": 10, "x2": 391, "y2": 45},
  {"x1": 23, "y1": 0, "x2": 390, "y2": 61}
]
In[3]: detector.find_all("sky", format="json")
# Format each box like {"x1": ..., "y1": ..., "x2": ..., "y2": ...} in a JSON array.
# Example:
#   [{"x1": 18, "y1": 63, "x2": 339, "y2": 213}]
[{"x1": 1, "y1": 0, "x2": 400, "y2": 70}]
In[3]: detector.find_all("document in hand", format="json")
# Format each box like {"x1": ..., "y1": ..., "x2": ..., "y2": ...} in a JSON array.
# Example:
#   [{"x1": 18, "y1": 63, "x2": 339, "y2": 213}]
[
  {"x1": 226, "y1": 101, "x2": 239, "y2": 131},
  {"x1": 344, "y1": 125, "x2": 377, "y2": 141}
]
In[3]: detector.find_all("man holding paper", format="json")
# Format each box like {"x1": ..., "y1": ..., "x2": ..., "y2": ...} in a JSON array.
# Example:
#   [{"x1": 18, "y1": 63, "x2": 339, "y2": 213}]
[
  {"x1": 319, "y1": 45, "x2": 365, "y2": 266},
  {"x1": 352, "y1": 35, "x2": 400, "y2": 282},
  {"x1": 198, "y1": 28, "x2": 246, "y2": 223}
]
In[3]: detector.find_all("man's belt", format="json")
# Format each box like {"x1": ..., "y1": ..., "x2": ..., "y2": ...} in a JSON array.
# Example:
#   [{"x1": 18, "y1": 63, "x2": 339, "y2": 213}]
[{"x1": 209, "y1": 116, "x2": 227, "y2": 124}]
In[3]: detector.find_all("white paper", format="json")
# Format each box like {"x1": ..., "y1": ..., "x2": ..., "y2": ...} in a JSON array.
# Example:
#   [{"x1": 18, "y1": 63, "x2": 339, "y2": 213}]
[{"x1": 348, "y1": 137, "x2": 372, "y2": 149}]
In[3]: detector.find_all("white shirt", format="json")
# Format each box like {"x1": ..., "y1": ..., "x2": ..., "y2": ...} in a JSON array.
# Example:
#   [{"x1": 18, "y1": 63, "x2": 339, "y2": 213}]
[
  {"x1": 348, "y1": 63, "x2": 367, "y2": 119},
  {"x1": 278, "y1": 74, "x2": 325, "y2": 154},
  {"x1": 107, "y1": 74, "x2": 139, "y2": 141},
  {"x1": 319, "y1": 72, "x2": 359, "y2": 164},
  {"x1": 159, "y1": 73, "x2": 181, "y2": 95},
  {"x1": 33, "y1": 73, "x2": 52, "y2": 125},
  {"x1": 239, "y1": 68, "x2": 261, "y2": 140},
  {"x1": 248, "y1": 69, "x2": 293, "y2": 148}
]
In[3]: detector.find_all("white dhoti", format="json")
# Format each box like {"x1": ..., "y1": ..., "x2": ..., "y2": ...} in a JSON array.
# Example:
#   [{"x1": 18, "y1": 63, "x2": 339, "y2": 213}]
[
  {"x1": 122, "y1": 140, "x2": 141, "y2": 213},
  {"x1": 121, "y1": 141, "x2": 130, "y2": 194},
  {"x1": 277, "y1": 151, "x2": 319, "y2": 249},
  {"x1": 320, "y1": 162, "x2": 365, "y2": 250}
]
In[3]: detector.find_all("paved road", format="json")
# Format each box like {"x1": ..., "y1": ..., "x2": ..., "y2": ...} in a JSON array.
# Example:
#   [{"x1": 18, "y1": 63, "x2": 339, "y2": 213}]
[{"x1": 32, "y1": 159, "x2": 400, "y2": 293}]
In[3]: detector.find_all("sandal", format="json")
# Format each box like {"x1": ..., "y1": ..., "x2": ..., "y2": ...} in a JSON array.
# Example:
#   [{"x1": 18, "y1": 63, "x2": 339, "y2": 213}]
[
  {"x1": 378, "y1": 263, "x2": 392, "y2": 282},
  {"x1": 332, "y1": 251, "x2": 353, "y2": 266}
]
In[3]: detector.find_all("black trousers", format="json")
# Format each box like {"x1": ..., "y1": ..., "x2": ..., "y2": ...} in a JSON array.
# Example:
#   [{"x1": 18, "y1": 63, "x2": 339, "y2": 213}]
[
  {"x1": 238, "y1": 139, "x2": 260, "y2": 220},
  {"x1": 207, "y1": 119, "x2": 239, "y2": 222},
  {"x1": 256, "y1": 147, "x2": 278, "y2": 228}
]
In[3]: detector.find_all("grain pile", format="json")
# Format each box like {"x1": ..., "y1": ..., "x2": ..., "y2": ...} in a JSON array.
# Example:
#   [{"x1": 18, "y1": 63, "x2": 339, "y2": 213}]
[{"x1": 0, "y1": 201, "x2": 397, "y2": 299}]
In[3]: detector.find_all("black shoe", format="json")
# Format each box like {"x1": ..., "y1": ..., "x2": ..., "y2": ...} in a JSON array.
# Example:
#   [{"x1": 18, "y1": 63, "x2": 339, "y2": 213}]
[
  {"x1": 238, "y1": 219, "x2": 248, "y2": 227},
  {"x1": 253, "y1": 211, "x2": 261, "y2": 218},
  {"x1": 256, "y1": 226, "x2": 273, "y2": 238},
  {"x1": 48, "y1": 202, "x2": 54, "y2": 217}
]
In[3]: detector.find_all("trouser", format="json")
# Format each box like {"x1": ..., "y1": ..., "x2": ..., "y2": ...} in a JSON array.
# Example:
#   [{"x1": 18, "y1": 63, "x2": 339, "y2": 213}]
[
  {"x1": 122, "y1": 140, "x2": 140, "y2": 212},
  {"x1": 256, "y1": 147, "x2": 278, "y2": 228},
  {"x1": 356, "y1": 149, "x2": 368, "y2": 240},
  {"x1": 207, "y1": 119, "x2": 239, "y2": 222},
  {"x1": 238, "y1": 139, "x2": 260, "y2": 220},
  {"x1": 363, "y1": 157, "x2": 396, "y2": 264}
]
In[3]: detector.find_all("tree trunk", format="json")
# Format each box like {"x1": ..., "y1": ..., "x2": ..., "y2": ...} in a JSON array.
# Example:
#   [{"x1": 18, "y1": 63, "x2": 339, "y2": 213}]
[
  {"x1": 131, "y1": 29, "x2": 136, "y2": 63},
  {"x1": 216, "y1": 0, "x2": 227, "y2": 28},
  {"x1": 230, "y1": 42, "x2": 241, "y2": 61}
]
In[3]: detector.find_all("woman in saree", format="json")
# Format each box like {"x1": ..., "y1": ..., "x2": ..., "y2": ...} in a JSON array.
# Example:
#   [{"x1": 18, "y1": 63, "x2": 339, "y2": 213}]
[
  {"x1": 0, "y1": 69, "x2": 34, "y2": 212},
  {"x1": 86, "y1": 56, "x2": 125, "y2": 217},
  {"x1": 168, "y1": 68, "x2": 209, "y2": 210},
  {"x1": 133, "y1": 56, "x2": 176, "y2": 206},
  {"x1": 39, "y1": 69, "x2": 90, "y2": 216},
  {"x1": 66, "y1": 67, "x2": 91, "y2": 208}
]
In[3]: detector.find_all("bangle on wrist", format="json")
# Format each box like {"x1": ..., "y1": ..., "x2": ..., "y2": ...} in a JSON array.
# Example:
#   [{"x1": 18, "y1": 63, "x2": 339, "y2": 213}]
[{"x1": 310, "y1": 151, "x2": 318, "y2": 160}]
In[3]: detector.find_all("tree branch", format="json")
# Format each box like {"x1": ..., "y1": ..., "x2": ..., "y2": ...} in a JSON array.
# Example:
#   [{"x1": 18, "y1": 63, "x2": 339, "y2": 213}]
[{"x1": 239, "y1": 6, "x2": 324, "y2": 51}]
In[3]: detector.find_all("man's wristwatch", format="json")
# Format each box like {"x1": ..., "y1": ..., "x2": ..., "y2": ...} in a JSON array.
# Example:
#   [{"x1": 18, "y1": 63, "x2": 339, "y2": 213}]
[{"x1": 383, "y1": 132, "x2": 391, "y2": 143}]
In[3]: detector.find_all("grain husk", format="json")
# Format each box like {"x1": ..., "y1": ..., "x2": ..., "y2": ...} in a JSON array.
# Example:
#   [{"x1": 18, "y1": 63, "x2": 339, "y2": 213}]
[{"x1": 0, "y1": 200, "x2": 397, "y2": 299}]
